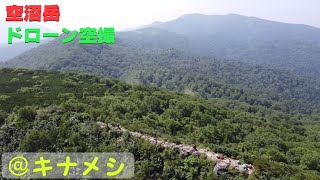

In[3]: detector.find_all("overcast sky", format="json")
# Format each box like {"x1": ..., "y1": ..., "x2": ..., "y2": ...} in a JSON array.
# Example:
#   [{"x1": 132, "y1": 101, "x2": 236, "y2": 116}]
[{"x1": 1, "y1": 0, "x2": 320, "y2": 31}]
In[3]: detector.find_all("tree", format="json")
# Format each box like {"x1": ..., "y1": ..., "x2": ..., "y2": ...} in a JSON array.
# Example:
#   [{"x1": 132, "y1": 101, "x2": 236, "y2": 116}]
[
  {"x1": 286, "y1": 147, "x2": 308, "y2": 165},
  {"x1": 300, "y1": 151, "x2": 320, "y2": 171}
]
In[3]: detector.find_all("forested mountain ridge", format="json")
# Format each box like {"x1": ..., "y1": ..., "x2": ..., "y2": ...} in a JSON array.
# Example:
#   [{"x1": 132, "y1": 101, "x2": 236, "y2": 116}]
[
  {"x1": 0, "y1": 21, "x2": 53, "y2": 61},
  {"x1": 1, "y1": 12, "x2": 320, "y2": 180},
  {"x1": 0, "y1": 68, "x2": 320, "y2": 179},
  {"x1": 118, "y1": 28, "x2": 189, "y2": 50},
  {"x1": 0, "y1": 43, "x2": 41, "y2": 62},
  {"x1": 148, "y1": 13, "x2": 320, "y2": 77},
  {"x1": 3, "y1": 34, "x2": 320, "y2": 115},
  {"x1": 121, "y1": 51, "x2": 320, "y2": 115},
  {"x1": 2, "y1": 14, "x2": 320, "y2": 115},
  {"x1": 4, "y1": 13, "x2": 320, "y2": 78}
]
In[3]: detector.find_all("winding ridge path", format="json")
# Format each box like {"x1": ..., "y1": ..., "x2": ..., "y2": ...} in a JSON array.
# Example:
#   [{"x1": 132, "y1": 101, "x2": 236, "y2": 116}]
[{"x1": 97, "y1": 122, "x2": 254, "y2": 176}]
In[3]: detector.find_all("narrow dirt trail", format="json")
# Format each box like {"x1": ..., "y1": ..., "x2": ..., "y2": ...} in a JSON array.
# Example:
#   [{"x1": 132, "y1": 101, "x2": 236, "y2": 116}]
[{"x1": 97, "y1": 122, "x2": 254, "y2": 176}]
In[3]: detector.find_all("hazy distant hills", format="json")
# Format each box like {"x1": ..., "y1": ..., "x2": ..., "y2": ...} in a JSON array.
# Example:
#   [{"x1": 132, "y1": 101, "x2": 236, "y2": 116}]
[
  {"x1": 3, "y1": 34, "x2": 320, "y2": 114},
  {"x1": 0, "y1": 21, "x2": 54, "y2": 43},
  {"x1": 131, "y1": 14, "x2": 320, "y2": 77},
  {"x1": 120, "y1": 14, "x2": 320, "y2": 77},
  {"x1": 0, "y1": 40, "x2": 53, "y2": 62},
  {"x1": 153, "y1": 13, "x2": 320, "y2": 42},
  {"x1": 2, "y1": 14, "x2": 320, "y2": 114},
  {"x1": 0, "y1": 43, "x2": 37, "y2": 61},
  {"x1": 1, "y1": 14, "x2": 320, "y2": 179},
  {"x1": 3, "y1": 13, "x2": 320, "y2": 73},
  {"x1": 0, "y1": 21, "x2": 54, "y2": 61},
  {"x1": 118, "y1": 28, "x2": 189, "y2": 50},
  {"x1": 4, "y1": 13, "x2": 320, "y2": 76}
]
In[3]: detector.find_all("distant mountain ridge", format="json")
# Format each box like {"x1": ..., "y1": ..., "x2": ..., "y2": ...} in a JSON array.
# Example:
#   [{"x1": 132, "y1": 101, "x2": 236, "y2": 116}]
[
  {"x1": 0, "y1": 21, "x2": 54, "y2": 61},
  {"x1": 2, "y1": 13, "x2": 320, "y2": 114},
  {"x1": 115, "y1": 14, "x2": 320, "y2": 77},
  {"x1": 139, "y1": 14, "x2": 320, "y2": 77},
  {"x1": 1, "y1": 14, "x2": 320, "y2": 179},
  {"x1": 4, "y1": 13, "x2": 320, "y2": 75}
]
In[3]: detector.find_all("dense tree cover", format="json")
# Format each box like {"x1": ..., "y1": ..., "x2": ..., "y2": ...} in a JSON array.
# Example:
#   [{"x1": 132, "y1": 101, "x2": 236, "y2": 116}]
[
  {"x1": 0, "y1": 68, "x2": 320, "y2": 179},
  {"x1": 1, "y1": 105, "x2": 218, "y2": 180},
  {"x1": 1, "y1": 13, "x2": 320, "y2": 179},
  {"x1": 121, "y1": 51, "x2": 320, "y2": 115},
  {"x1": 124, "y1": 14, "x2": 320, "y2": 78},
  {"x1": 3, "y1": 14, "x2": 320, "y2": 77},
  {"x1": 3, "y1": 35, "x2": 320, "y2": 115}
]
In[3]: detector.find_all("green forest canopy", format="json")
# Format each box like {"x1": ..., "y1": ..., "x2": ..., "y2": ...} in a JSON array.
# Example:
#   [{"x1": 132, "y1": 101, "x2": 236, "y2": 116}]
[{"x1": 0, "y1": 68, "x2": 319, "y2": 179}]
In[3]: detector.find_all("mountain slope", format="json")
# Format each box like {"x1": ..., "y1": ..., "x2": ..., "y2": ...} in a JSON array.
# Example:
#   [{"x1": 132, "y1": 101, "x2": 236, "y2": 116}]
[
  {"x1": 145, "y1": 14, "x2": 320, "y2": 77},
  {"x1": 3, "y1": 35, "x2": 320, "y2": 115},
  {"x1": 4, "y1": 14, "x2": 320, "y2": 77},
  {"x1": 0, "y1": 21, "x2": 54, "y2": 61},
  {"x1": 118, "y1": 28, "x2": 189, "y2": 50},
  {"x1": 1, "y1": 30, "x2": 189, "y2": 77},
  {"x1": 121, "y1": 54, "x2": 320, "y2": 114},
  {"x1": 0, "y1": 68, "x2": 320, "y2": 179},
  {"x1": 0, "y1": 21, "x2": 53, "y2": 44},
  {"x1": 0, "y1": 40, "x2": 52, "y2": 62}
]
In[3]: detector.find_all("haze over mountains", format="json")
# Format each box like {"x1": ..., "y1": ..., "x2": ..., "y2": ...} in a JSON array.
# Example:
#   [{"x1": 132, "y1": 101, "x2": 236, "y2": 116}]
[
  {"x1": 1, "y1": 13, "x2": 320, "y2": 114},
  {"x1": 1, "y1": 13, "x2": 320, "y2": 179},
  {"x1": 0, "y1": 21, "x2": 53, "y2": 61},
  {"x1": 3, "y1": 13, "x2": 320, "y2": 76},
  {"x1": 122, "y1": 13, "x2": 320, "y2": 77}
]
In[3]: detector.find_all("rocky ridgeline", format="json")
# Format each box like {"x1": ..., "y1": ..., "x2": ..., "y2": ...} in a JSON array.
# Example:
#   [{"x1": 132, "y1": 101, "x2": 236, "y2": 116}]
[{"x1": 96, "y1": 122, "x2": 254, "y2": 176}]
